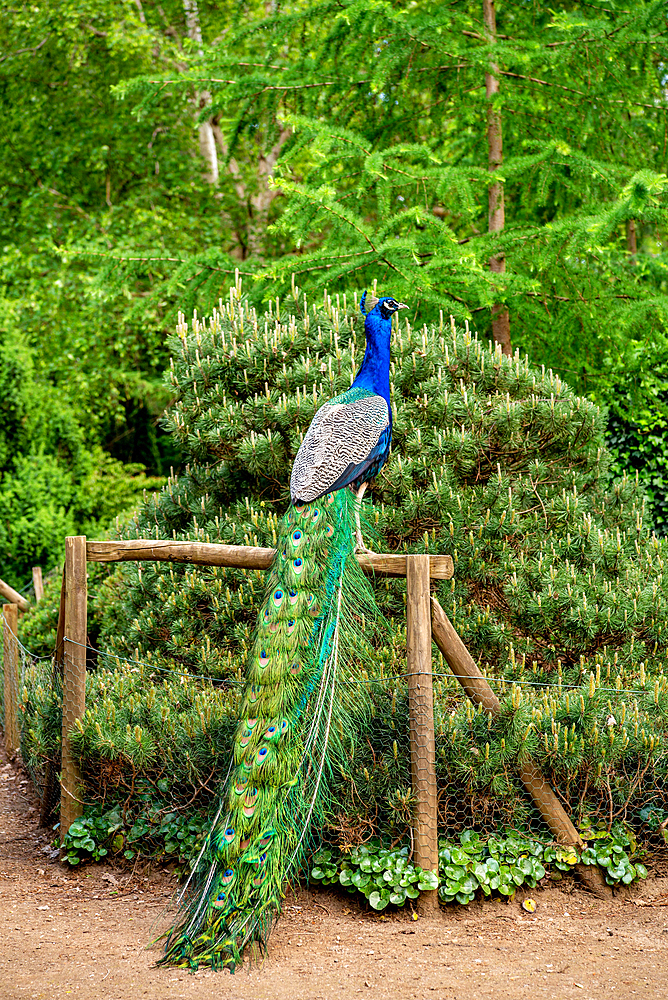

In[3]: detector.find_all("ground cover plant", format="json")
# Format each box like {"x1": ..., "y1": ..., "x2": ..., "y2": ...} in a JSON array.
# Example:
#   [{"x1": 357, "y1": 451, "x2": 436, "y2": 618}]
[
  {"x1": 17, "y1": 285, "x2": 668, "y2": 882},
  {"x1": 58, "y1": 800, "x2": 648, "y2": 909}
]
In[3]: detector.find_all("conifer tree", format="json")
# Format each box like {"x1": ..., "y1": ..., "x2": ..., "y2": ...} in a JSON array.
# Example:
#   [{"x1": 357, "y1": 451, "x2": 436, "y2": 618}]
[{"x1": 116, "y1": 1, "x2": 668, "y2": 378}]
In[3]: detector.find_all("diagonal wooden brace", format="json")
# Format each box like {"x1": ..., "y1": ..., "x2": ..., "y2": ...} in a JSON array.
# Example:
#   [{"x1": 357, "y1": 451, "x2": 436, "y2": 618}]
[{"x1": 430, "y1": 596, "x2": 611, "y2": 898}]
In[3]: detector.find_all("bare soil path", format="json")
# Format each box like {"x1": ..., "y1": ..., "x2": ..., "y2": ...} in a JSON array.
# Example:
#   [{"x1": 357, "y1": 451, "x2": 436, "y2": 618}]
[{"x1": 1, "y1": 751, "x2": 668, "y2": 1000}]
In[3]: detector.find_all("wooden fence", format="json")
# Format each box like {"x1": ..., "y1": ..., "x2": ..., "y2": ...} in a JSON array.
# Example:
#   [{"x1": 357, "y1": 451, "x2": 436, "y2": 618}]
[{"x1": 2, "y1": 536, "x2": 608, "y2": 900}]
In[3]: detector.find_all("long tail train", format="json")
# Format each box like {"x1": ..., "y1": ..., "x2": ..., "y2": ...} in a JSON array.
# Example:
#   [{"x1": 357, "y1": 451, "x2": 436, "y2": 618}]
[{"x1": 159, "y1": 489, "x2": 375, "y2": 970}]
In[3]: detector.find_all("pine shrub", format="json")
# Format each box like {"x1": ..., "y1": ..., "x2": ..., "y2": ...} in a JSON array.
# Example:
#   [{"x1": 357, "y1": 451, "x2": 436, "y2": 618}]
[{"x1": 19, "y1": 282, "x2": 668, "y2": 851}]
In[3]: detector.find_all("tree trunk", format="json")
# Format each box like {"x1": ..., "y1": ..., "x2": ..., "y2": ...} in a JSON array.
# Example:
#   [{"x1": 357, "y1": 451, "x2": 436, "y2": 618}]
[
  {"x1": 626, "y1": 219, "x2": 637, "y2": 262},
  {"x1": 183, "y1": 0, "x2": 219, "y2": 185},
  {"x1": 212, "y1": 124, "x2": 290, "y2": 258},
  {"x1": 483, "y1": 0, "x2": 510, "y2": 355}
]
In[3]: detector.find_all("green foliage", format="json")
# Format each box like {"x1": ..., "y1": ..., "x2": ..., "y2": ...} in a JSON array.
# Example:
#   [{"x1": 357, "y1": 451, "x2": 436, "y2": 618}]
[
  {"x1": 439, "y1": 831, "x2": 546, "y2": 904},
  {"x1": 110, "y1": 1, "x2": 668, "y2": 517},
  {"x1": 578, "y1": 820, "x2": 648, "y2": 886},
  {"x1": 309, "y1": 826, "x2": 647, "y2": 911},
  {"x1": 607, "y1": 400, "x2": 668, "y2": 531},
  {"x1": 0, "y1": 0, "x2": 289, "y2": 473},
  {"x1": 58, "y1": 801, "x2": 209, "y2": 867},
  {"x1": 0, "y1": 331, "x2": 164, "y2": 585},
  {"x1": 113, "y1": 2, "x2": 668, "y2": 384},
  {"x1": 311, "y1": 844, "x2": 438, "y2": 911},
  {"x1": 18, "y1": 291, "x2": 668, "y2": 853},
  {"x1": 438, "y1": 826, "x2": 647, "y2": 902},
  {"x1": 60, "y1": 812, "x2": 117, "y2": 865}
]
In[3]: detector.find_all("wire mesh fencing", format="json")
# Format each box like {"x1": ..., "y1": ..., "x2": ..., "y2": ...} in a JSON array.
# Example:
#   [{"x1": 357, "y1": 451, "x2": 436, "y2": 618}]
[
  {"x1": 3, "y1": 605, "x2": 668, "y2": 870},
  {"x1": 1, "y1": 609, "x2": 61, "y2": 817}
]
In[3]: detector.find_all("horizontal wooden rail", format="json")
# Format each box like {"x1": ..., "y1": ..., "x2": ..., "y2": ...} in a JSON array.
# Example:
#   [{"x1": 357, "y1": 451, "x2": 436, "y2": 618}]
[
  {"x1": 0, "y1": 578, "x2": 29, "y2": 612},
  {"x1": 86, "y1": 539, "x2": 453, "y2": 580}
]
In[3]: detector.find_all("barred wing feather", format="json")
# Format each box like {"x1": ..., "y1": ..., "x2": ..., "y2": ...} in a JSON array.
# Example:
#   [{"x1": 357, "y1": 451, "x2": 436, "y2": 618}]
[{"x1": 290, "y1": 392, "x2": 389, "y2": 503}]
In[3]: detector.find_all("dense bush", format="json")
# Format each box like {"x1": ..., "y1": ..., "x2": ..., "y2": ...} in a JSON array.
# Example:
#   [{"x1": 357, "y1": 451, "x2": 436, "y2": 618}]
[
  {"x1": 0, "y1": 334, "x2": 164, "y2": 586},
  {"x1": 19, "y1": 285, "x2": 668, "y2": 853}
]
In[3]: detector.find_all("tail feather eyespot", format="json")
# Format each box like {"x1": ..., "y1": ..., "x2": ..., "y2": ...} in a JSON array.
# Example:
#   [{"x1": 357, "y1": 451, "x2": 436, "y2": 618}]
[
  {"x1": 291, "y1": 529, "x2": 304, "y2": 547},
  {"x1": 272, "y1": 589, "x2": 284, "y2": 608}
]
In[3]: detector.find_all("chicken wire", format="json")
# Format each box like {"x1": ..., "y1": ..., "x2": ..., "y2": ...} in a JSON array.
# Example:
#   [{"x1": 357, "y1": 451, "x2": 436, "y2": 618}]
[
  {"x1": 1, "y1": 610, "x2": 61, "y2": 818},
  {"x1": 4, "y1": 622, "x2": 667, "y2": 855}
]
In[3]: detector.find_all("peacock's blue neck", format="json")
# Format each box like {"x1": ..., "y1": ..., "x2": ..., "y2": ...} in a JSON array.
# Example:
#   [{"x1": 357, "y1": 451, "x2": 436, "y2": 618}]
[{"x1": 351, "y1": 310, "x2": 392, "y2": 409}]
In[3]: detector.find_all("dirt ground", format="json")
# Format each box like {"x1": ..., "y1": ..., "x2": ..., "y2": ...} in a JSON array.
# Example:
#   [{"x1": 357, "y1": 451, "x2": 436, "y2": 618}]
[{"x1": 2, "y1": 753, "x2": 668, "y2": 1000}]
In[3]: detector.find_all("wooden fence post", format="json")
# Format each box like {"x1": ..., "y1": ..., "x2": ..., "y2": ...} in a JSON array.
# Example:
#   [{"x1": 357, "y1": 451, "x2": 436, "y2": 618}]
[
  {"x1": 39, "y1": 571, "x2": 66, "y2": 828},
  {"x1": 406, "y1": 555, "x2": 439, "y2": 915},
  {"x1": 60, "y1": 536, "x2": 87, "y2": 844},
  {"x1": 32, "y1": 567, "x2": 44, "y2": 602},
  {"x1": 2, "y1": 604, "x2": 20, "y2": 755}
]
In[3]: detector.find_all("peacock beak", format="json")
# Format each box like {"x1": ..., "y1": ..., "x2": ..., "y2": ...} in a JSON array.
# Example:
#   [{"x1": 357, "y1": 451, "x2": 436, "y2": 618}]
[{"x1": 397, "y1": 302, "x2": 409, "y2": 310}]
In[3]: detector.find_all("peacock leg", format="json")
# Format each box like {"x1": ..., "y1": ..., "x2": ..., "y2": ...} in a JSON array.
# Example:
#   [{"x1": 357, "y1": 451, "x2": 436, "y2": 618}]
[{"x1": 354, "y1": 481, "x2": 373, "y2": 553}]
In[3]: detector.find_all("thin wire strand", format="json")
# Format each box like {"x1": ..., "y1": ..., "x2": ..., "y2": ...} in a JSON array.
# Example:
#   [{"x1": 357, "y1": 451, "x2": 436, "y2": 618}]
[{"x1": 55, "y1": 635, "x2": 657, "y2": 698}]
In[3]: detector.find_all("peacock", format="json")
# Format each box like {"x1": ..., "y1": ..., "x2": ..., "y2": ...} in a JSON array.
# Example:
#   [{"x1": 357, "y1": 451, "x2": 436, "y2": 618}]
[{"x1": 159, "y1": 291, "x2": 407, "y2": 971}]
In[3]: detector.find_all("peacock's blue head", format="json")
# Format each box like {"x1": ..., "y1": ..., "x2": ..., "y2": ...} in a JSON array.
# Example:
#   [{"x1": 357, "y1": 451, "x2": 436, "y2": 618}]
[{"x1": 360, "y1": 291, "x2": 408, "y2": 321}]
